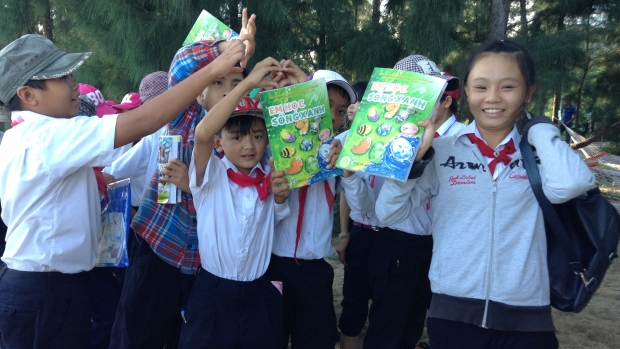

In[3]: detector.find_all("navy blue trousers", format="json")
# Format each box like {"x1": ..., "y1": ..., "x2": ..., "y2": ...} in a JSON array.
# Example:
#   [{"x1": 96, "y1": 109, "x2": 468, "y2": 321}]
[
  {"x1": 338, "y1": 224, "x2": 375, "y2": 337},
  {"x1": 427, "y1": 317, "x2": 559, "y2": 349},
  {"x1": 178, "y1": 268, "x2": 284, "y2": 349},
  {"x1": 110, "y1": 236, "x2": 195, "y2": 349},
  {"x1": 0, "y1": 265, "x2": 92, "y2": 348},
  {"x1": 267, "y1": 254, "x2": 338, "y2": 349},
  {"x1": 363, "y1": 229, "x2": 433, "y2": 349}
]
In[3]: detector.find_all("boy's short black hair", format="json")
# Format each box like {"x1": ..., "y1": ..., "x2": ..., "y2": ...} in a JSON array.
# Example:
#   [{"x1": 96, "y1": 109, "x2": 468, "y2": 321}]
[
  {"x1": 218, "y1": 114, "x2": 266, "y2": 137},
  {"x1": 440, "y1": 93, "x2": 459, "y2": 116},
  {"x1": 4, "y1": 80, "x2": 47, "y2": 111},
  {"x1": 327, "y1": 84, "x2": 350, "y2": 104}
]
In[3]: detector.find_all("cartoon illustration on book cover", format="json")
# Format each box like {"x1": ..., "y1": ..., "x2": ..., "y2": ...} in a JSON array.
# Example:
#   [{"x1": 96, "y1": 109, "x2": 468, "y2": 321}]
[
  {"x1": 338, "y1": 68, "x2": 447, "y2": 181},
  {"x1": 183, "y1": 10, "x2": 239, "y2": 45},
  {"x1": 261, "y1": 79, "x2": 343, "y2": 189},
  {"x1": 157, "y1": 135, "x2": 181, "y2": 204}
]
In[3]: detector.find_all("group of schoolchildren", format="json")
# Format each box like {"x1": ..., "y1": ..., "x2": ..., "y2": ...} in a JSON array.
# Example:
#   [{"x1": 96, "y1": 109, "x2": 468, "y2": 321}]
[{"x1": 0, "y1": 8, "x2": 595, "y2": 349}]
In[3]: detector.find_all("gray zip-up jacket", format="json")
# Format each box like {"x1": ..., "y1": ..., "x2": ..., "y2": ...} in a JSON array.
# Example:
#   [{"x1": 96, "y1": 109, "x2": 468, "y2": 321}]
[{"x1": 376, "y1": 122, "x2": 595, "y2": 331}]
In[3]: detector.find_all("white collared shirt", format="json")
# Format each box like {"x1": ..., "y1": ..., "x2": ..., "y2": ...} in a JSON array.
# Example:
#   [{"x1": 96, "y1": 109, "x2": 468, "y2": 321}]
[
  {"x1": 435, "y1": 115, "x2": 466, "y2": 137},
  {"x1": 342, "y1": 173, "x2": 432, "y2": 235},
  {"x1": 190, "y1": 152, "x2": 290, "y2": 281},
  {"x1": 272, "y1": 179, "x2": 336, "y2": 260},
  {"x1": 461, "y1": 121, "x2": 521, "y2": 180},
  {"x1": 104, "y1": 127, "x2": 164, "y2": 206},
  {"x1": 0, "y1": 111, "x2": 118, "y2": 272}
]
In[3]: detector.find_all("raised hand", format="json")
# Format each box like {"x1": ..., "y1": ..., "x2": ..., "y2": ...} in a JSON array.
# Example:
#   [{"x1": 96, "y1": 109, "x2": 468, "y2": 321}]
[
  {"x1": 210, "y1": 39, "x2": 246, "y2": 78},
  {"x1": 238, "y1": 8, "x2": 257, "y2": 68},
  {"x1": 269, "y1": 157, "x2": 290, "y2": 204},
  {"x1": 245, "y1": 57, "x2": 283, "y2": 91}
]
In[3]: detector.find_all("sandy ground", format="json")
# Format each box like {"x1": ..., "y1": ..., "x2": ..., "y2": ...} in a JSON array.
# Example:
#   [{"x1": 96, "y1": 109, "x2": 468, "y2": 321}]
[{"x1": 327, "y1": 238, "x2": 620, "y2": 349}]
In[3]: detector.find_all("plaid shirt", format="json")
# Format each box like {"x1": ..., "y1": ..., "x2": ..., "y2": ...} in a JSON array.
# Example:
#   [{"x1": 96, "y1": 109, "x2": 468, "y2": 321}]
[{"x1": 131, "y1": 40, "x2": 222, "y2": 274}]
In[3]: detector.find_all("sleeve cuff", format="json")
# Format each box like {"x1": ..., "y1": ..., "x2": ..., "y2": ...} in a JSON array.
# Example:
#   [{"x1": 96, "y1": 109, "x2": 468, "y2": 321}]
[{"x1": 408, "y1": 147, "x2": 435, "y2": 179}]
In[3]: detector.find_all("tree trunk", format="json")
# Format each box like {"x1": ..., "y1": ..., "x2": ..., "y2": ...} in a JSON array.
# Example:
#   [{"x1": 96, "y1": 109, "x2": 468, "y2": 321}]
[
  {"x1": 552, "y1": 90, "x2": 560, "y2": 123},
  {"x1": 228, "y1": 2, "x2": 239, "y2": 33},
  {"x1": 41, "y1": 0, "x2": 53, "y2": 41},
  {"x1": 487, "y1": 0, "x2": 510, "y2": 42},
  {"x1": 372, "y1": 0, "x2": 380, "y2": 23},
  {"x1": 519, "y1": 0, "x2": 528, "y2": 36}
]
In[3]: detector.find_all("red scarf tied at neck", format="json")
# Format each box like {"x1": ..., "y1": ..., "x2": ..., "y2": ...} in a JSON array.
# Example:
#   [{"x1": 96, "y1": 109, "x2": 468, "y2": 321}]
[
  {"x1": 226, "y1": 168, "x2": 271, "y2": 201},
  {"x1": 466, "y1": 133, "x2": 516, "y2": 175}
]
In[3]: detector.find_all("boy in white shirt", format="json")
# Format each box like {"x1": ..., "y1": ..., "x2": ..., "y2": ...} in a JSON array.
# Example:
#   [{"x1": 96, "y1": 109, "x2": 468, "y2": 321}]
[
  {"x1": 268, "y1": 69, "x2": 354, "y2": 349},
  {"x1": 0, "y1": 33, "x2": 248, "y2": 348},
  {"x1": 178, "y1": 57, "x2": 301, "y2": 349}
]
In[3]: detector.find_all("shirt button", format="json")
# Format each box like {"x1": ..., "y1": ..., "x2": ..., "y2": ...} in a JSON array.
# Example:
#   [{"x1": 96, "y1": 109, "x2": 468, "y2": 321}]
[
  {"x1": 186, "y1": 244, "x2": 192, "y2": 248},
  {"x1": 192, "y1": 218, "x2": 197, "y2": 223}
]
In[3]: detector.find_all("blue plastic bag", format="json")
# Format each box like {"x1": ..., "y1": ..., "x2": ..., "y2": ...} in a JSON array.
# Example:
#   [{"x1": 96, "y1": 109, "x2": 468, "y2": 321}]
[{"x1": 96, "y1": 178, "x2": 131, "y2": 267}]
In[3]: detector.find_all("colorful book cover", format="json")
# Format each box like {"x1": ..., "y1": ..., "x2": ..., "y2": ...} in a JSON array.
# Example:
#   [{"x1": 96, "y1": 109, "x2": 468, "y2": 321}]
[
  {"x1": 337, "y1": 68, "x2": 447, "y2": 181},
  {"x1": 157, "y1": 135, "x2": 182, "y2": 204},
  {"x1": 183, "y1": 10, "x2": 239, "y2": 45},
  {"x1": 261, "y1": 78, "x2": 343, "y2": 189}
]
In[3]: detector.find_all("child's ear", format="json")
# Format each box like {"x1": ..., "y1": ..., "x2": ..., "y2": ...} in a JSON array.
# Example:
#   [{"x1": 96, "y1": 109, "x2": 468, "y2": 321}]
[
  {"x1": 443, "y1": 96, "x2": 453, "y2": 109},
  {"x1": 213, "y1": 135, "x2": 224, "y2": 153},
  {"x1": 15, "y1": 86, "x2": 38, "y2": 107}
]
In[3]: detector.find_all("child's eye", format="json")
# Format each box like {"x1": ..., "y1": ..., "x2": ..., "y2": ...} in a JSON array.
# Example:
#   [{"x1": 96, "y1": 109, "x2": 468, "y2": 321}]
[
  {"x1": 254, "y1": 134, "x2": 263, "y2": 139},
  {"x1": 474, "y1": 85, "x2": 486, "y2": 90},
  {"x1": 338, "y1": 109, "x2": 346, "y2": 115},
  {"x1": 501, "y1": 85, "x2": 514, "y2": 90},
  {"x1": 214, "y1": 81, "x2": 222, "y2": 85},
  {"x1": 232, "y1": 136, "x2": 240, "y2": 140}
]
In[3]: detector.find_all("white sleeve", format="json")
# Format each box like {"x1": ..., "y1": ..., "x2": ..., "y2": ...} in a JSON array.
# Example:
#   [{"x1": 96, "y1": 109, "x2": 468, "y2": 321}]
[
  {"x1": 103, "y1": 138, "x2": 150, "y2": 180},
  {"x1": 44, "y1": 115, "x2": 118, "y2": 178},
  {"x1": 274, "y1": 197, "x2": 291, "y2": 224},
  {"x1": 529, "y1": 123, "x2": 595, "y2": 203},
  {"x1": 341, "y1": 174, "x2": 375, "y2": 215},
  {"x1": 375, "y1": 160, "x2": 437, "y2": 226}
]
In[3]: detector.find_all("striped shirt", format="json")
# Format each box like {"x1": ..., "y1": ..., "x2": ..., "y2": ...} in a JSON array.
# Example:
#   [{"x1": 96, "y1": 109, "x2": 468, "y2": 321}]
[{"x1": 131, "y1": 40, "x2": 222, "y2": 275}]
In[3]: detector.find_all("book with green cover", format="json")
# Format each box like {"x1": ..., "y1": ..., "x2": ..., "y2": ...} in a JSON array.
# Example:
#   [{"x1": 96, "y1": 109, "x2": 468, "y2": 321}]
[
  {"x1": 337, "y1": 68, "x2": 447, "y2": 181},
  {"x1": 261, "y1": 78, "x2": 343, "y2": 189},
  {"x1": 183, "y1": 10, "x2": 239, "y2": 45}
]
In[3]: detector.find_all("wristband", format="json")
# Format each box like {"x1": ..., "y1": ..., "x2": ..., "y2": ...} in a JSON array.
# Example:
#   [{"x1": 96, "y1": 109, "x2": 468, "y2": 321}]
[{"x1": 338, "y1": 232, "x2": 350, "y2": 238}]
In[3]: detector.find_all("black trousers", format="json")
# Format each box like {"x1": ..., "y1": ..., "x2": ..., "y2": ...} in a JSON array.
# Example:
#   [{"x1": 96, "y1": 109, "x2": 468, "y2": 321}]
[
  {"x1": 338, "y1": 224, "x2": 376, "y2": 337},
  {"x1": 363, "y1": 229, "x2": 433, "y2": 349},
  {"x1": 427, "y1": 317, "x2": 559, "y2": 349},
  {"x1": 109, "y1": 235, "x2": 195, "y2": 349},
  {"x1": 267, "y1": 254, "x2": 338, "y2": 349},
  {"x1": 0, "y1": 265, "x2": 92, "y2": 348},
  {"x1": 178, "y1": 268, "x2": 284, "y2": 349}
]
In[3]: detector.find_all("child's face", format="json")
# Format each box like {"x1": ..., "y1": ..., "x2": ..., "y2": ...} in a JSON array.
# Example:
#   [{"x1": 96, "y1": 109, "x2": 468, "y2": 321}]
[
  {"x1": 31, "y1": 74, "x2": 80, "y2": 118},
  {"x1": 200, "y1": 72, "x2": 244, "y2": 110},
  {"x1": 347, "y1": 101, "x2": 360, "y2": 121},
  {"x1": 328, "y1": 88, "x2": 349, "y2": 131},
  {"x1": 465, "y1": 53, "x2": 534, "y2": 136},
  {"x1": 215, "y1": 118, "x2": 268, "y2": 175}
]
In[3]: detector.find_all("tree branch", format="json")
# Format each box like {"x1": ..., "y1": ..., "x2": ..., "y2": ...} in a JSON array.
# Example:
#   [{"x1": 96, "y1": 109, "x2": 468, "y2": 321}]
[{"x1": 571, "y1": 121, "x2": 620, "y2": 150}]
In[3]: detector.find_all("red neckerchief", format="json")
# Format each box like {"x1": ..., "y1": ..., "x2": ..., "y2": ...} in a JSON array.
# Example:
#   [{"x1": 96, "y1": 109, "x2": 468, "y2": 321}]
[
  {"x1": 294, "y1": 181, "x2": 334, "y2": 264},
  {"x1": 466, "y1": 133, "x2": 516, "y2": 175},
  {"x1": 226, "y1": 168, "x2": 271, "y2": 201},
  {"x1": 12, "y1": 115, "x2": 107, "y2": 197}
]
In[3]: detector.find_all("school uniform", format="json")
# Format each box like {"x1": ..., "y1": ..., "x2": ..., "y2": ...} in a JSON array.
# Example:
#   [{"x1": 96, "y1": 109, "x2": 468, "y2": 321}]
[
  {"x1": 342, "y1": 172, "x2": 433, "y2": 349},
  {"x1": 377, "y1": 121, "x2": 595, "y2": 348},
  {"x1": 111, "y1": 41, "x2": 220, "y2": 349},
  {"x1": 178, "y1": 152, "x2": 290, "y2": 349},
  {"x1": 268, "y1": 179, "x2": 338, "y2": 349},
  {"x1": 0, "y1": 111, "x2": 118, "y2": 348},
  {"x1": 435, "y1": 114, "x2": 465, "y2": 138}
]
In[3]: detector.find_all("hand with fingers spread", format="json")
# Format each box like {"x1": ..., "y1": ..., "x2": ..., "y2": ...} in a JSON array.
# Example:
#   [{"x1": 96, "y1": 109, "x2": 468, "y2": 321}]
[
  {"x1": 269, "y1": 157, "x2": 290, "y2": 204},
  {"x1": 159, "y1": 158, "x2": 191, "y2": 193},
  {"x1": 237, "y1": 8, "x2": 256, "y2": 68},
  {"x1": 325, "y1": 139, "x2": 343, "y2": 169}
]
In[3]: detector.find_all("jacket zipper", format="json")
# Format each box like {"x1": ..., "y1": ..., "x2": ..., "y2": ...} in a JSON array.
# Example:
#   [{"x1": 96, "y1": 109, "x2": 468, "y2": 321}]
[{"x1": 481, "y1": 180, "x2": 497, "y2": 328}]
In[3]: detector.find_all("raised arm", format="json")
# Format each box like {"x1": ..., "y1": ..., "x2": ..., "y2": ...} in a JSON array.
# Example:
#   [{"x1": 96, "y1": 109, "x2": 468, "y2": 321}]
[
  {"x1": 192, "y1": 57, "x2": 282, "y2": 185},
  {"x1": 113, "y1": 40, "x2": 246, "y2": 148}
]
